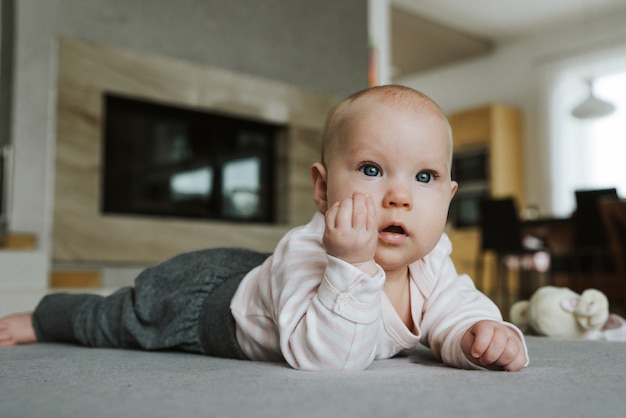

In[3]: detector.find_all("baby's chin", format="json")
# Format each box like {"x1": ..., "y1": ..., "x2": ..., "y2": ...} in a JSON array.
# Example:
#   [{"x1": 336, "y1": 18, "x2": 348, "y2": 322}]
[{"x1": 374, "y1": 250, "x2": 425, "y2": 273}]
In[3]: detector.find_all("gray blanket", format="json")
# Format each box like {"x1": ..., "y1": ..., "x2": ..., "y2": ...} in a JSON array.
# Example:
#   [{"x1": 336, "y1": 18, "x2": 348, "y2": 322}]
[{"x1": 1, "y1": 336, "x2": 625, "y2": 418}]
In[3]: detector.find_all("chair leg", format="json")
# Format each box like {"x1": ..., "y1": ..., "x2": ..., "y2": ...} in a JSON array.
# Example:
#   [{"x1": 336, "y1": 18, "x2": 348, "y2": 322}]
[
  {"x1": 475, "y1": 253, "x2": 484, "y2": 292},
  {"x1": 497, "y1": 256, "x2": 509, "y2": 319}
]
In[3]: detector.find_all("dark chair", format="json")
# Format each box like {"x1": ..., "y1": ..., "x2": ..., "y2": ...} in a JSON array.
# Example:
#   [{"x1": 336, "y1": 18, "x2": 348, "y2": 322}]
[
  {"x1": 477, "y1": 197, "x2": 550, "y2": 317},
  {"x1": 599, "y1": 199, "x2": 626, "y2": 314},
  {"x1": 552, "y1": 188, "x2": 618, "y2": 292},
  {"x1": 574, "y1": 188, "x2": 618, "y2": 248}
]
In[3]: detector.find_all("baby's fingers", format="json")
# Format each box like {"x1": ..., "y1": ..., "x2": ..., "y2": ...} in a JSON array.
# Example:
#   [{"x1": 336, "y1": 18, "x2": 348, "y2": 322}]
[
  {"x1": 466, "y1": 321, "x2": 527, "y2": 371},
  {"x1": 334, "y1": 197, "x2": 354, "y2": 228},
  {"x1": 500, "y1": 343, "x2": 527, "y2": 371},
  {"x1": 350, "y1": 193, "x2": 366, "y2": 229},
  {"x1": 477, "y1": 330, "x2": 508, "y2": 365},
  {"x1": 468, "y1": 322, "x2": 495, "y2": 359},
  {"x1": 364, "y1": 194, "x2": 377, "y2": 233}
]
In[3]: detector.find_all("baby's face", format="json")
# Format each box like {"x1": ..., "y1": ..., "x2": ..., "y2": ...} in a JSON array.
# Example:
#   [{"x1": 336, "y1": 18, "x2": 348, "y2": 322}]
[{"x1": 322, "y1": 99, "x2": 457, "y2": 271}]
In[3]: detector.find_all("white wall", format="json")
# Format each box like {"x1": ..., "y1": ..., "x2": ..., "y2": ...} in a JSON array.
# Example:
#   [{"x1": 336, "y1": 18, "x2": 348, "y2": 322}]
[
  {"x1": 1, "y1": 0, "x2": 59, "y2": 286},
  {"x1": 398, "y1": 8, "x2": 626, "y2": 217}
]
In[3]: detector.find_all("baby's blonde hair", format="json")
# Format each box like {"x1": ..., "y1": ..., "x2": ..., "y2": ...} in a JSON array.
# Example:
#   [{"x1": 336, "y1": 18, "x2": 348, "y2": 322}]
[{"x1": 320, "y1": 85, "x2": 450, "y2": 164}]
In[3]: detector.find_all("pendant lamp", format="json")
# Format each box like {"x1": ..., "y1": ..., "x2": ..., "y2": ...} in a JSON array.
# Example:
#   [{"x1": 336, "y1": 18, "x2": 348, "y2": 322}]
[{"x1": 571, "y1": 79, "x2": 615, "y2": 119}]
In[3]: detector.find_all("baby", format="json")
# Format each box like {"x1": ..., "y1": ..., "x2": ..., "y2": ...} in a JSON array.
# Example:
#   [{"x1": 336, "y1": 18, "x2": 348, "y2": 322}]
[{"x1": 0, "y1": 85, "x2": 528, "y2": 371}]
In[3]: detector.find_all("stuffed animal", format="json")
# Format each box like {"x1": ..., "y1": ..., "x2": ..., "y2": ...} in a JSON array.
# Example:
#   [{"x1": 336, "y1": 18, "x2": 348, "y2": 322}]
[{"x1": 510, "y1": 286, "x2": 626, "y2": 341}]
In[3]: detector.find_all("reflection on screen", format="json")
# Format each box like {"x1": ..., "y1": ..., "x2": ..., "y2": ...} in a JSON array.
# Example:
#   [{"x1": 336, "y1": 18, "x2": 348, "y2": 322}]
[
  {"x1": 222, "y1": 157, "x2": 260, "y2": 218},
  {"x1": 170, "y1": 166, "x2": 213, "y2": 201}
]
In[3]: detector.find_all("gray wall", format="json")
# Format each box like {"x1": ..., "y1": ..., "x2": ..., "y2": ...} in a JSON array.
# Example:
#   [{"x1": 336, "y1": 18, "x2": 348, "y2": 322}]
[
  {"x1": 56, "y1": 0, "x2": 368, "y2": 97},
  {"x1": 1, "y1": 0, "x2": 15, "y2": 148}
]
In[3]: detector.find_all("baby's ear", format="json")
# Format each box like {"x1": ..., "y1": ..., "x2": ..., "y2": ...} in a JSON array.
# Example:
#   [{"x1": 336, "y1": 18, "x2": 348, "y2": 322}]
[
  {"x1": 510, "y1": 301, "x2": 530, "y2": 333},
  {"x1": 310, "y1": 163, "x2": 328, "y2": 213}
]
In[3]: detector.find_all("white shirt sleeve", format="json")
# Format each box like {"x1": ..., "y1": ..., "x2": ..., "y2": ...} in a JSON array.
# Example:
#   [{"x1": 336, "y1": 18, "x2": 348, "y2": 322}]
[
  {"x1": 415, "y1": 234, "x2": 529, "y2": 369},
  {"x1": 232, "y1": 212, "x2": 386, "y2": 371},
  {"x1": 271, "y1": 230, "x2": 386, "y2": 371}
]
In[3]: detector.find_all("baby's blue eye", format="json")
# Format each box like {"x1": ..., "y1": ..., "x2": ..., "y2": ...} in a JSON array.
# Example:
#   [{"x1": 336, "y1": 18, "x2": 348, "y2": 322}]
[
  {"x1": 360, "y1": 164, "x2": 381, "y2": 177},
  {"x1": 416, "y1": 171, "x2": 433, "y2": 183}
]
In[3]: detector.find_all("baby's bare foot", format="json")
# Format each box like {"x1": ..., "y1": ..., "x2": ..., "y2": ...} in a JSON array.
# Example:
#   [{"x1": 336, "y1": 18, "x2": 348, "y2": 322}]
[{"x1": 0, "y1": 312, "x2": 37, "y2": 346}]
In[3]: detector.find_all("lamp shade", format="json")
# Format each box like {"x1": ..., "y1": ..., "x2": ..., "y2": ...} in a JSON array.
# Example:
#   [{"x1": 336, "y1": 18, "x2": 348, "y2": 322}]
[{"x1": 571, "y1": 79, "x2": 615, "y2": 119}]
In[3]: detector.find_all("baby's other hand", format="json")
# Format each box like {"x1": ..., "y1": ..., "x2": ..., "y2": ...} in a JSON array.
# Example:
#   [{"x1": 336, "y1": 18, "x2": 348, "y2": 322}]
[
  {"x1": 323, "y1": 193, "x2": 378, "y2": 275},
  {"x1": 461, "y1": 320, "x2": 527, "y2": 372}
]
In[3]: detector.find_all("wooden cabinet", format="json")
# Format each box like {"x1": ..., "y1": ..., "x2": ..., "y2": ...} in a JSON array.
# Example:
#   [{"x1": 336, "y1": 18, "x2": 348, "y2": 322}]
[
  {"x1": 449, "y1": 104, "x2": 524, "y2": 202},
  {"x1": 448, "y1": 227, "x2": 482, "y2": 284},
  {"x1": 447, "y1": 104, "x2": 524, "y2": 294}
]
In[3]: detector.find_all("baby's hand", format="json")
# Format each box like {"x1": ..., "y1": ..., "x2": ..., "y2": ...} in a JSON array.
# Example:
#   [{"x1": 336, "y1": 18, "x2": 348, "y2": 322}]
[
  {"x1": 323, "y1": 193, "x2": 378, "y2": 275},
  {"x1": 461, "y1": 320, "x2": 527, "y2": 372}
]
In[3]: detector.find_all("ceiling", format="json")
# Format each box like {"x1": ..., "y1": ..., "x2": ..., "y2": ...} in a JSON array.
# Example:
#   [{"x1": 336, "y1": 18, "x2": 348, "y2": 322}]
[{"x1": 390, "y1": 0, "x2": 626, "y2": 78}]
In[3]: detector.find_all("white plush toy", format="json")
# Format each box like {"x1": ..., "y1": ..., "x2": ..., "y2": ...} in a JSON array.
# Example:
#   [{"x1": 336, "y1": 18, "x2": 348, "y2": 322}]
[{"x1": 510, "y1": 286, "x2": 626, "y2": 341}]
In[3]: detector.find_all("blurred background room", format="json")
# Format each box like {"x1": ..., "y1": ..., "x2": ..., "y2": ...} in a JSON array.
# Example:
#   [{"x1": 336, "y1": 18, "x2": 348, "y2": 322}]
[{"x1": 1, "y1": 0, "x2": 625, "y2": 318}]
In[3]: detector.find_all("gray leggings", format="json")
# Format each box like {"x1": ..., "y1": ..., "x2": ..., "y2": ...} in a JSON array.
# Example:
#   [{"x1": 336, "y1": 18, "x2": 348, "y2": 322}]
[{"x1": 33, "y1": 248, "x2": 269, "y2": 359}]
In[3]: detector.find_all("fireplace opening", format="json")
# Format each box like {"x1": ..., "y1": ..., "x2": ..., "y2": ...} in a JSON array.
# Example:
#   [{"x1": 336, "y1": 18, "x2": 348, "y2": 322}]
[{"x1": 102, "y1": 94, "x2": 285, "y2": 223}]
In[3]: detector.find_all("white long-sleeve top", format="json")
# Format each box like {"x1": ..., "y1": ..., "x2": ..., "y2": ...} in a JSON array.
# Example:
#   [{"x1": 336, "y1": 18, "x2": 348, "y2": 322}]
[{"x1": 230, "y1": 212, "x2": 526, "y2": 371}]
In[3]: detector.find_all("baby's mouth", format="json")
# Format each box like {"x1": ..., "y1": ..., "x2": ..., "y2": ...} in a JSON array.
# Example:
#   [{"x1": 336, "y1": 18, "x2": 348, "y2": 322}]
[
  {"x1": 381, "y1": 224, "x2": 408, "y2": 235},
  {"x1": 379, "y1": 223, "x2": 409, "y2": 244}
]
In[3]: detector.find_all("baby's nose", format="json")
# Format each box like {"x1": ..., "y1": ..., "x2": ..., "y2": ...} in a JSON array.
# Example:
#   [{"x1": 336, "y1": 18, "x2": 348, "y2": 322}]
[{"x1": 383, "y1": 188, "x2": 412, "y2": 209}]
